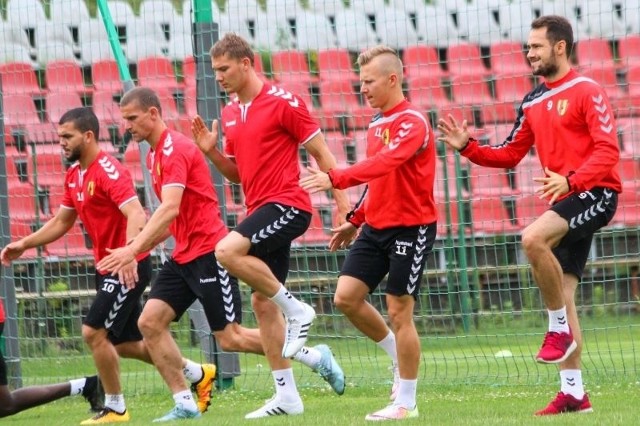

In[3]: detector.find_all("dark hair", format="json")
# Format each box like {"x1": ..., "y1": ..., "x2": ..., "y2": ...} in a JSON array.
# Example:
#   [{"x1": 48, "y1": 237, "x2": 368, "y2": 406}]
[
  {"x1": 210, "y1": 33, "x2": 255, "y2": 66},
  {"x1": 531, "y1": 15, "x2": 574, "y2": 56},
  {"x1": 59, "y1": 107, "x2": 100, "y2": 140},
  {"x1": 120, "y1": 87, "x2": 163, "y2": 116}
]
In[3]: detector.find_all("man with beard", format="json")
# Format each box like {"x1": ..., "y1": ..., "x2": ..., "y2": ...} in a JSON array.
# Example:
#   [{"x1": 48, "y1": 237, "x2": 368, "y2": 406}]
[
  {"x1": 438, "y1": 15, "x2": 621, "y2": 415},
  {"x1": 1, "y1": 107, "x2": 216, "y2": 423}
]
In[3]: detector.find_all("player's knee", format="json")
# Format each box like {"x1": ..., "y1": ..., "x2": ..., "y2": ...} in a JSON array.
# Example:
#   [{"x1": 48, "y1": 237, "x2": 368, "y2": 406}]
[
  {"x1": 214, "y1": 330, "x2": 238, "y2": 352},
  {"x1": 0, "y1": 398, "x2": 17, "y2": 417},
  {"x1": 137, "y1": 313, "x2": 160, "y2": 338},
  {"x1": 334, "y1": 292, "x2": 354, "y2": 314},
  {"x1": 521, "y1": 230, "x2": 543, "y2": 256},
  {"x1": 214, "y1": 241, "x2": 234, "y2": 267},
  {"x1": 81, "y1": 325, "x2": 101, "y2": 347}
]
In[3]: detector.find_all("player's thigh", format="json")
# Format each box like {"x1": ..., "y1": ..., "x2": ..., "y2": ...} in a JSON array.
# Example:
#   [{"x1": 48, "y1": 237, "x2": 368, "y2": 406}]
[
  {"x1": 340, "y1": 225, "x2": 390, "y2": 294},
  {"x1": 145, "y1": 260, "x2": 197, "y2": 326}
]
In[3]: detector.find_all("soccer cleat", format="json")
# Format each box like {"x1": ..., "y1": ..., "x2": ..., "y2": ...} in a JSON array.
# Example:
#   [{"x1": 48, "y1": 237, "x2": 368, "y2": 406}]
[
  {"x1": 365, "y1": 404, "x2": 419, "y2": 421},
  {"x1": 313, "y1": 344, "x2": 345, "y2": 395},
  {"x1": 191, "y1": 363, "x2": 216, "y2": 413},
  {"x1": 244, "y1": 395, "x2": 304, "y2": 419},
  {"x1": 282, "y1": 302, "x2": 316, "y2": 358},
  {"x1": 152, "y1": 406, "x2": 201, "y2": 422},
  {"x1": 389, "y1": 363, "x2": 399, "y2": 401},
  {"x1": 535, "y1": 392, "x2": 593, "y2": 416},
  {"x1": 82, "y1": 375, "x2": 105, "y2": 413},
  {"x1": 535, "y1": 331, "x2": 577, "y2": 363},
  {"x1": 80, "y1": 407, "x2": 130, "y2": 424}
]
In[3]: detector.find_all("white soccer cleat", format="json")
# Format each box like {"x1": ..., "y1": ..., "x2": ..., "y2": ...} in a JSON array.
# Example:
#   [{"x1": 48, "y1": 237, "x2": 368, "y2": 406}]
[
  {"x1": 389, "y1": 363, "x2": 399, "y2": 401},
  {"x1": 244, "y1": 395, "x2": 304, "y2": 419},
  {"x1": 282, "y1": 302, "x2": 316, "y2": 358},
  {"x1": 365, "y1": 404, "x2": 418, "y2": 421}
]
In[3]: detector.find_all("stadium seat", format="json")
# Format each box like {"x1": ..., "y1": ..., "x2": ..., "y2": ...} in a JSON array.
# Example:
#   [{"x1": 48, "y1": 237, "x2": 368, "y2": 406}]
[
  {"x1": 514, "y1": 194, "x2": 548, "y2": 227},
  {"x1": 610, "y1": 189, "x2": 640, "y2": 227},
  {"x1": 373, "y1": 7, "x2": 420, "y2": 50},
  {"x1": 580, "y1": 0, "x2": 628, "y2": 40},
  {"x1": 0, "y1": 43, "x2": 35, "y2": 66},
  {"x1": 271, "y1": 50, "x2": 318, "y2": 86},
  {"x1": 8, "y1": 182, "x2": 41, "y2": 222},
  {"x1": 137, "y1": 56, "x2": 183, "y2": 93},
  {"x1": 467, "y1": 163, "x2": 519, "y2": 198},
  {"x1": 538, "y1": 0, "x2": 587, "y2": 40},
  {"x1": 46, "y1": 92, "x2": 83, "y2": 124},
  {"x1": 617, "y1": 35, "x2": 640, "y2": 68},
  {"x1": 45, "y1": 60, "x2": 91, "y2": 95},
  {"x1": 581, "y1": 66, "x2": 626, "y2": 106},
  {"x1": 317, "y1": 48, "x2": 358, "y2": 83},
  {"x1": 415, "y1": 4, "x2": 460, "y2": 47},
  {"x1": 319, "y1": 80, "x2": 375, "y2": 130},
  {"x1": 334, "y1": 9, "x2": 379, "y2": 52},
  {"x1": 575, "y1": 38, "x2": 617, "y2": 71},
  {"x1": 622, "y1": 0, "x2": 640, "y2": 34},
  {"x1": 513, "y1": 155, "x2": 544, "y2": 194},
  {"x1": 321, "y1": 131, "x2": 351, "y2": 168},
  {"x1": 78, "y1": 20, "x2": 116, "y2": 65},
  {"x1": 45, "y1": 223, "x2": 93, "y2": 259},
  {"x1": 50, "y1": 0, "x2": 91, "y2": 39},
  {"x1": 155, "y1": 88, "x2": 190, "y2": 134},
  {"x1": 293, "y1": 11, "x2": 338, "y2": 51},
  {"x1": 307, "y1": 0, "x2": 347, "y2": 24},
  {"x1": 407, "y1": 74, "x2": 468, "y2": 121},
  {"x1": 139, "y1": 0, "x2": 180, "y2": 39},
  {"x1": 29, "y1": 151, "x2": 70, "y2": 187},
  {"x1": 470, "y1": 197, "x2": 521, "y2": 235},
  {"x1": 3, "y1": 94, "x2": 57, "y2": 144},
  {"x1": 489, "y1": 41, "x2": 530, "y2": 76},
  {"x1": 92, "y1": 60, "x2": 123, "y2": 94},
  {"x1": 123, "y1": 143, "x2": 145, "y2": 184},
  {"x1": 447, "y1": 43, "x2": 491, "y2": 77},
  {"x1": 616, "y1": 117, "x2": 640, "y2": 157},
  {"x1": 493, "y1": 73, "x2": 534, "y2": 104},
  {"x1": 454, "y1": 0, "x2": 504, "y2": 46},
  {"x1": 450, "y1": 74, "x2": 515, "y2": 124},
  {"x1": 295, "y1": 211, "x2": 330, "y2": 246},
  {"x1": 182, "y1": 55, "x2": 196, "y2": 88},
  {"x1": 9, "y1": 220, "x2": 39, "y2": 259},
  {"x1": 403, "y1": 45, "x2": 447, "y2": 81},
  {"x1": 92, "y1": 90, "x2": 123, "y2": 133},
  {"x1": 497, "y1": 2, "x2": 535, "y2": 43},
  {"x1": 0, "y1": 62, "x2": 45, "y2": 96},
  {"x1": 36, "y1": 41, "x2": 79, "y2": 66},
  {"x1": 618, "y1": 156, "x2": 640, "y2": 192},
  {"x1": 6, "y1": 0, "x2": 47, "y2": 48},
  {"x1": 97, "y1": 0, "x2": 136, "y2": 38},
  {"x1": 252, "y1": 11, "x2": 295, "y2": 52}
]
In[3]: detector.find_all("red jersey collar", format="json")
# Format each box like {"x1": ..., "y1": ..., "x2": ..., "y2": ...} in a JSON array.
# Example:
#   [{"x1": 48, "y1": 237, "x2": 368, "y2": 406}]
[
  {"x1": 544, "y1": 68, "x2": 578, "y2": 89},
  {"x1": 156, "y1": 128, "x2": 171, "y2": 151},
  {"x1": 383, "y1": 99, "x2": 411, "y2": 117}
]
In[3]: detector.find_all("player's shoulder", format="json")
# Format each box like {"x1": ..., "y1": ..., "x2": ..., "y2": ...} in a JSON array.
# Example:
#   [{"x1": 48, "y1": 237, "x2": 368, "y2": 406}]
[
  {"x1": 262, "y1": 84, "x2": 304, "y2": 109},
  {"x1": 95, "y1": 152, "x2": 125, "y2": 181},
  {"x1": 391, "y1": 104, "x2": 429, "y2": 129}
]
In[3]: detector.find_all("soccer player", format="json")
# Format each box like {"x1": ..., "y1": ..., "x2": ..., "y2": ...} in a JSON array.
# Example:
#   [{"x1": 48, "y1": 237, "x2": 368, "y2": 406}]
[
  {"x1": 0, "y1": 300, "x2": 103, "y2": 418},
  {"x1": 300, "y1": 45, "x2": 437, "y2": 421},
  {"x1": 0, "y1": 107, "x2": 215, "y2": 423},
  {"x1": 190, "y1": 32, "x2": 351, "y2": 418},
  {"x1": 98, "y1": 87, "x2": 346, "y2": 421},
  {"x1": 437, "y1": 15, "x2": 621, "y2": 415}
]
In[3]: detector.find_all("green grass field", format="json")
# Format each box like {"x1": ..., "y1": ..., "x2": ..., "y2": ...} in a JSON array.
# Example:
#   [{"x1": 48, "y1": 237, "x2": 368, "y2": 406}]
[{"x1": 4, "y1": 314, "x2": 639, "y2": 425}]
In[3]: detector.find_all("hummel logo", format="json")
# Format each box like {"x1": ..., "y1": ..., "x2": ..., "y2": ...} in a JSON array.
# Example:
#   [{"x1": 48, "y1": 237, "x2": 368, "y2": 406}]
[
  {"x1": 558, "y1": 316, "x2": 567, "y2": 325},
  {"x1": 276, "y1": 377, "x2": 285, "y2": 387},
  {"x1": 226, "y1": 120, "x2": 236, "y2": 127},
  {"x1": 566, "y1": 378, "x2": 576, "y2": 386}
]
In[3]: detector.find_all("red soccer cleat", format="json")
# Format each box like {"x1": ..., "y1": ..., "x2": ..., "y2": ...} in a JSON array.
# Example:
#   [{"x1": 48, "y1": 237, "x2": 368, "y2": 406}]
[
  {"x1": 535, "y1": 331, "x2": 577, "y2": 363},
  {"x1": 535, "y1": 392, "x2": 593, "y2": 416}
]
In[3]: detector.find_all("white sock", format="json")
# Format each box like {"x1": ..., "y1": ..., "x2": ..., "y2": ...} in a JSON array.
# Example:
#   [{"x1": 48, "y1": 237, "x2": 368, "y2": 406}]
[
  {"x1": 548, "y1": 306, "x2": 570, "y2": 333},
  {"x1": 560, "y1": 369, "x2": 585, "y2": 399},
  {"x1": 376, "y1": 331, "x2": 398, "y2": 365},
  {"x1": 105, "y1": 393, "x2": 126, "y2": 413},
  {"x1": 272, "y1": 368, "x2": 300, "y2": 403},
  {"x1": 173, "y1": 390, "x2": 198, "y2": 412},
  {"x1": 270, "y1": 285, "x2": 304, "y2": 317},
  {"x1": 182, "y1": 359, "x2": 204, "y2": 383},
  {"x1": 69, "y1": 378, "x2": 87, "y2": 396},
  {"x1": 394, "y1": 378, "x2": 417, "y2": 409},
  {"x1": 293, "y1": 346, "x2": 322, "y2": 369}
]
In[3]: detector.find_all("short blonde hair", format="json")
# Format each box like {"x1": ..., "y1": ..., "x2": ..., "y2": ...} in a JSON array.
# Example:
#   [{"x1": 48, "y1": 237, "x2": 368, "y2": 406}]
[{"x1": 357, "y1": 45, "x2": 403, "y2": 83}]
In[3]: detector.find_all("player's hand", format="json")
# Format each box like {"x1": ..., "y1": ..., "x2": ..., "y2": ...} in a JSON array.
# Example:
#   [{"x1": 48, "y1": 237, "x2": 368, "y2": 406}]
[
  {"x1": 300, "y1": 167, "x2": 333, "y2": 193},
  {"x1": 0, "y1": 242, "x2": 26, "y2": 267},
  {"x1": 118, "y1": 259, "x2": 139, "y2": 289},
  {"x1": 437, "y1": 114, "x2": 471, "y2": 151},
  {"x1": 533, "y1": 167, "x2": 570, "y2": 205},
  {"x1": 328, "y1": 222, "x2": 358, "y2": 252},
  {"x1": 191, "y1": 115, "x2": 219, "y2": 156},
  {"x1": 97, "y1": 246, "x2": 136, "y2": 279}
]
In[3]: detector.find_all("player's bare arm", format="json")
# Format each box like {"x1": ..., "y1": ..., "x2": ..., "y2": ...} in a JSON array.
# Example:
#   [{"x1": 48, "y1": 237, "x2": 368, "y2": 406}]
[
  {"x1": 1, "y1": 208, "x2": 77, "y2": 266},
  {"x1": 299, "y1": 167, "x2": 332, "y2": 193},
  {"x1": 304, "y1": 134, "x2": 351, "y2": 222},
  {"x1": 437, "y1": 114, "x2": 471, "y2": 151},
  {"x1": 191, "y1": 115, "x2": 241, "y2": 183},
  {"x1": 533, "y1": 167, "x2": 570, "y2": 205},
  {"x1": 98, "y1": 187, "x2": 183, "y2": 275}
]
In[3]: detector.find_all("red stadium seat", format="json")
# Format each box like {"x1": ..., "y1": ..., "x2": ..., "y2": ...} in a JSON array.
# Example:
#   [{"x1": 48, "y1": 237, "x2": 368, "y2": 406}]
[
  {"x1": 29, "y1": 151, "x2": 69, "y2": 188},
  {"x1": 46, "y1": 91, "x2": 83, "y2": 124},
  {"x1": 44, "y1": 223, "x2": 93, "y2": 259},
  {"x1": 610, "y1": 190, "x2": 640, "y2": 227},
  {"x1": 137, "y1": 56, "x2": 183, "y2": 92},
  {"x1": 489, "y1": 41, "x2": 531, "y2": 76},
  {"x1": 513, "y1": 155, "x2": 544, "y2": 194},
  {"x1": 123, "y1": 142, "x2": 145, "y2": 184},
  {"x1": 402, "y1": 45, "x2": 447, "y2": 81},
  {"x1": 8, "y1": 182, "x2": 41, "y2": 222},
  {"x1": 623, "y1": 65, "x2": 640, "y2": 114},
  {"x1": 155, "y1": 87, "x2": 190, "y2": 133},
  {"x1": 618, "y1": 156, "x2": 640, "y2": 192},
  {"x1": 92, "y1": 90, "x2": 122, "y2": 127},
  {"x1": 447, "y1": 43, "x2": 491, "y2": 78},
  {"x1": 467, "y1": 163, "x2": 519, "y2": 198},
  {"x1": 581, "y1": 66, "x2": 626, "y2": 103},
  {"x1": 3, "y1": 94, "x2": 57, "y2": 144},
  {"x1": 182, "y1": 55, "x2": 196, "y2": 88},
  {"x1": 617, "y1": 35, "x2": 640, "y2": 68},
  {"x1": 470, "y1": 197, "x2": 521, "y2": 235},
  {"x1": 407, "y1": 75, "x2": 470, "y2": 122},
  {"x1": 0, "y1": 62, "x2": 46, "y2": 96},
  {"x1": 450, "y1": 75, "x2": 515, "y2": 124},
  {"x1": 493, "y1": 73, "x2": 534, "y2": 103},
  {"x1": 515, "y1": 194, "x2": 548, "y2": 227},
  {"x1": 319, "y1": 80, "x2": 375, "y2": 130},
  {"x1": 295, "y1": 211, "x2": 330, "y2": 246},
  {"x1": 45, "y1": 60, "x2": 92, "y2": 95},
  {"x1": 271, "y1": 50, "x2": 318, "y2": 86},
  {"x1": 317, "y1": 48, "x2": 359, "y2": 82},
  {"x1": 575, "y1": 38, "x2": 617, "y2": 71},
  {"x1": 92, "y1": 60, "x2": 123, "y2": 93},
  {"x1": 9, "y1": 220, "x2": 39, "y2": 259}
]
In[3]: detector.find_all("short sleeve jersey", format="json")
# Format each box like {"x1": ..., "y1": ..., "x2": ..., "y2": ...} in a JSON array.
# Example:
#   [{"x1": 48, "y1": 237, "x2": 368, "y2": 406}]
[
  {"x1": 148, "y1": 129, "x2": 227, "y2": 264},
  {"x1": 221, "y1": 83, "x2": 319, "y2": 214},
  {"x1": 61, "y1": 151, "x2": 148, "y2": 271},
  {"x1": 0, "y1": 299, "x2": 5, "y2": 323}
]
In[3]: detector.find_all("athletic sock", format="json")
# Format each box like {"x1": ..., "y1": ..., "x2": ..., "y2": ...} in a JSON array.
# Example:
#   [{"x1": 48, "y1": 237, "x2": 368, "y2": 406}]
[
  {"x1": 293, "y1": 346, "x2": 322, "y2": 369},
  {"x1": 548, "y1": 306, "x2": 570, "y2": 333},
  {"x1": 182, "y1": 359, "x2": 204, "y2": 383}
]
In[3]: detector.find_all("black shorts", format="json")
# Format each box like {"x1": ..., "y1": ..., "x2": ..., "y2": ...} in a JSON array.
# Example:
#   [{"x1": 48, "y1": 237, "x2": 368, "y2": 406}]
[
  {"x1": 551, "y1": 187, "x2": 618, "y2": 279},
  {"x1": 83, "y1": 256, "x2": 152, "y2": 346},
  {"x1": 340, "y1": 223, "x2": 437, "y2": 299},
  {"x1": 149, "y1": 251, "x2": 242, "y2": 332},
  {"x1": 0, "y1": 322, "x2": 5, "y2": 386},
  {"x1": 234, "y1": 203, "x2": 311, "y2": 283}
]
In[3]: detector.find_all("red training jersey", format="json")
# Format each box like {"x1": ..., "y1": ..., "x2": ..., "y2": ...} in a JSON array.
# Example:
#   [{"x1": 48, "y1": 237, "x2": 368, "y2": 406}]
[
  {"x1": 148, "y1": 129, "x2": 227, "y2": 264},
  {"x1": 61, "y1": 151, "x2": 149, "y2": 272},
  {"x1": 329, "y1": 100, "x2": 437, "y2": 229},
  {"x1": 0, "y1": 299, "x2": 5, "y2": 323},
  {"x1": 461, "y1": 69, "x2": 621, "y2": 197},
  {"x1": 221, "y1": 83, "x2": 319, "y2": 214}
]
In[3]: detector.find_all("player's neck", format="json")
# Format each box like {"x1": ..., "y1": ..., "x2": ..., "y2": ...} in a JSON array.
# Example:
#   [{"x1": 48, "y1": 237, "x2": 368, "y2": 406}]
[
  {"x1": 79, "y1": 145, "x2": 100, "y2": 170},
  {"x1": 380, "y1": 92, "x2": 406, "y2": 114},
  {"x1": 146, "y1": 121, "x2": 169, "y2": 150},
  {"x1": 236, "y1": 75, "x2": 264, "y2": 104},
  {"x1": 545, "y1": 62, "x2": 572, "y2": 83}
]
